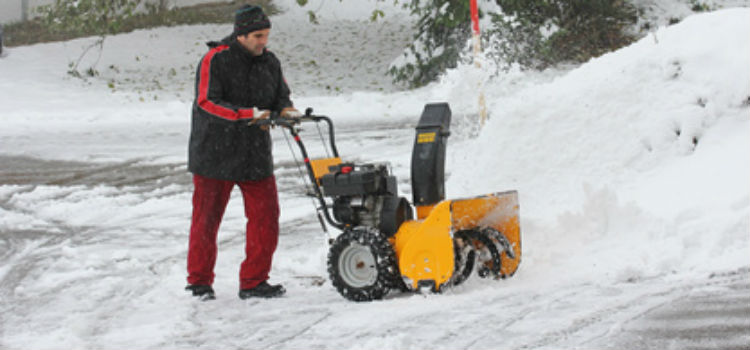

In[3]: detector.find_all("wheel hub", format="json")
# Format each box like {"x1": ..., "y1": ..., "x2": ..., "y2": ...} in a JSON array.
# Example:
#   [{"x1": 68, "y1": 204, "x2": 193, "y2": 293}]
[{"x1": 338, "y1": 242, "x2": 377, "y2": 288}]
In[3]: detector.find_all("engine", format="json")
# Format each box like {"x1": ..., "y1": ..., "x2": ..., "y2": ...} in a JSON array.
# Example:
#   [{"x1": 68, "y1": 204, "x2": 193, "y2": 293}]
[{"x1": 319, "y1": 163, "x2": 412, "y2": 236}]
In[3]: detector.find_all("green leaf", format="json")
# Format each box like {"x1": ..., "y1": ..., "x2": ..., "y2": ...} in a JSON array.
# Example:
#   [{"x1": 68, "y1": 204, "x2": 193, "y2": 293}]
[
  {"x1": 307, "y1": 11, "x2": 319, "y2": 24},
  {"x1": 369, "y1": 9, "x2": 385, "y2": 22}
]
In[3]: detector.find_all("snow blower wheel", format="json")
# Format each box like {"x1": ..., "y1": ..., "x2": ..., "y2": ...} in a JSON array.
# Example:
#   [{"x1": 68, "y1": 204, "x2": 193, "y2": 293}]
[{"x1": 327, "y1": 228, "x2": 399, "y2": 302}]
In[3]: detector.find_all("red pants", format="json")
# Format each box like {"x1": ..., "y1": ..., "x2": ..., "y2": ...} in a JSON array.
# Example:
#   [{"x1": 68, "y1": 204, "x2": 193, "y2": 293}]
[{"x1": 187, "y1": 174, "x2": 280, "y2": 290}]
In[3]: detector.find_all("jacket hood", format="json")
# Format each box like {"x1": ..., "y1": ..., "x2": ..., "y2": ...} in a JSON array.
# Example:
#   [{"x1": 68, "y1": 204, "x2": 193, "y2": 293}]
[{"x1": 206, "y1": 35, "x2": 234, "y2": 48}]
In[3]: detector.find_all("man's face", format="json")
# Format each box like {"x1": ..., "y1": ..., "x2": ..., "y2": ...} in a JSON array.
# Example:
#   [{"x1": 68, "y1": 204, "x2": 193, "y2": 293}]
[{"x1": 237, "y1": 29, "x2": 270, "y2": 56}]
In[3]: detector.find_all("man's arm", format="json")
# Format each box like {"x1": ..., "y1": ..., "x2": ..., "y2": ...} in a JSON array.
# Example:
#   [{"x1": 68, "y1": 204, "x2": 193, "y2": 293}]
[{"x1": 196, "y1": 46, "x2": 259, "y2": 121}]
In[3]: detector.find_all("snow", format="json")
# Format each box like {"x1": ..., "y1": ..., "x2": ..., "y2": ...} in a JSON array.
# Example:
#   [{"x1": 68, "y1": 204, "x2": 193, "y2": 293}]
[
  {"x1": 0, "y1": 2, "x2": 749, "y2": 349},
  {"x1": 450, "y1": 8, "x2": 750, "y2": 283}
]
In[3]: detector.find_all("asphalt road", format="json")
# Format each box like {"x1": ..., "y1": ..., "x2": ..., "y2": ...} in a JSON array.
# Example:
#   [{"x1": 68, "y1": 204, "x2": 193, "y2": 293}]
[{"x1": 600, "y1": 269, "x2": 749, "y2": 350}]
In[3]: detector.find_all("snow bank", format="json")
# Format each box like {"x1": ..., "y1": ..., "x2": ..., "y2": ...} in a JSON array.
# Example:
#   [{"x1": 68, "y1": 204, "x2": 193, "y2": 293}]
[{"x1": 449, "y1": 8, "x2": 750, "y2": 284}]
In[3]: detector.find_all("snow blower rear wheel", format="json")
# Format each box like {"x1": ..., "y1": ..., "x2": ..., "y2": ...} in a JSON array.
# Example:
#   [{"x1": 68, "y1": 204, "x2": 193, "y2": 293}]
[{"x1": 327, "y1": 227, "x2": 399, "y2": 302}]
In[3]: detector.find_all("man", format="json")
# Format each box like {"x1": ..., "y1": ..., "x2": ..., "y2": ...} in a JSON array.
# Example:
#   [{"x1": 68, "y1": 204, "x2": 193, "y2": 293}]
[{"x1": 186, "y1": 4, "x2": 300, "y2": 301}]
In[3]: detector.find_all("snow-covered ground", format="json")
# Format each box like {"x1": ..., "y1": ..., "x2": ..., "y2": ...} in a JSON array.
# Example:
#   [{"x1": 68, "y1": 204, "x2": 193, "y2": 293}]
[{"x1": 0, "y1": 1, "x2": 748, "y2": 349}]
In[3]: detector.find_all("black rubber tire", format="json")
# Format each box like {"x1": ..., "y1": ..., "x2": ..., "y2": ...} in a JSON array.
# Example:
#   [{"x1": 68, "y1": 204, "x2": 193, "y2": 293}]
[{"x1": 327, "y1": 227, "x2": 399, "y2": 302}]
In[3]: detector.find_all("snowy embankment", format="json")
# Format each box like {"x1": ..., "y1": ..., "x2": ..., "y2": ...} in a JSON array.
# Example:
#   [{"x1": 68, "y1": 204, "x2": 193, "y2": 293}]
[
  {"x1": 0, "y1": 4, "x2": 748, "y2": 350},
  {"x1": 449, "y1": 8, "x2": 750, "y2": 286}
]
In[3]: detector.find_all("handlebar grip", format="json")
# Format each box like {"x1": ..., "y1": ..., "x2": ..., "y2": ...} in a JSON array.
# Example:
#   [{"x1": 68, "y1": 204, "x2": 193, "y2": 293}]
[
  {"x1": 247, "y1": 108, "x2": 327, "y2": 129},
  {"x1": 246, "y1": 114, "x2": 301, "y2": 128}
]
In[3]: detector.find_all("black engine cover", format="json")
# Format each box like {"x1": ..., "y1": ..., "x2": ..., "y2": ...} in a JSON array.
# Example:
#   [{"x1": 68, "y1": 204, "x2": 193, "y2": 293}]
[{"x1": 320, "y1": 164, "x2": 396, "y2": 197}]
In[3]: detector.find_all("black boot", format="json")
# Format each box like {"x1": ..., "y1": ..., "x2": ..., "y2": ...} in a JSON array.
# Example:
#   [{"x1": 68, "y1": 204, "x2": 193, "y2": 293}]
[
  {"x1": 238, "y1": 281, "x2": 285, "y2": 299},
  {"x1": 186, "y1": 284, "x2": 215, "y2": 301}
]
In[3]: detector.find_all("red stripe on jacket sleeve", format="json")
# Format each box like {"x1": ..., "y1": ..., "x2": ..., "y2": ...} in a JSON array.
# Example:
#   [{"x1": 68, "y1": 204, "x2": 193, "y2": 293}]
[{"x1": 197, "y1": 45, "x2": 254, "y2": 121}]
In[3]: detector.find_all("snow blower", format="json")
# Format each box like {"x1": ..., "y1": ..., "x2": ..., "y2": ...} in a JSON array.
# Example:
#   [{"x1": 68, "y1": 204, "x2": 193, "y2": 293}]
[{"x1": 256, "y1": 103, "x2": 520, "y2": 301}]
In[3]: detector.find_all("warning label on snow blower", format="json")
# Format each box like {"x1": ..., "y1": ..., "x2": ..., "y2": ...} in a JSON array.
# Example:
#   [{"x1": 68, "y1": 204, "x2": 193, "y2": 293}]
[{"x1": 417, "y1": 132, "x2": 436, "y2": 143}]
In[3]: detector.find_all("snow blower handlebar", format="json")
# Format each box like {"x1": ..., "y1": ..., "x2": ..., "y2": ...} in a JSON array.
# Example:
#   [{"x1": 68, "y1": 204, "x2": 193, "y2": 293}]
[
  {"x1": 249, "y1": 108, "x2": 345, "y2": 232},
  {"x1": 251, "y1": 108, "x2": 340, "y2": 157}
]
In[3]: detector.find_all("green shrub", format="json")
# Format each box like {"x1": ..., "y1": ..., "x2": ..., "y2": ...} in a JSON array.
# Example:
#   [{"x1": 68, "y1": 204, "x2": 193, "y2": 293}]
[
  {"x1": 36, "y1": 0, "x2": 143, "y2": 37},
  {"x1": 4, "y1": 1, "x2": 274, "y2": 47},
  {"x1": 390, "y1": 0, "x2": 639, "y2": 87},
  {"x1": 488, "y1": 0, "x2": 638, "y2": 69},
  {"x1": 5, "y1": 0, "x2": 274, "y2": 76},
  {"x1": 389, "y1": 0, "x2": 473, "y2": 88}
]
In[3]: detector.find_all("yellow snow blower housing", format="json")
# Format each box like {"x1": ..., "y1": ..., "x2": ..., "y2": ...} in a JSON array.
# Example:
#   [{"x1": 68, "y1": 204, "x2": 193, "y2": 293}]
[
  {"x1": 256, "y1": 103, "x2": 521, "y2": 301},
  {"x1": 393, "y1": 191, "x2": 521, "y2": 291}
]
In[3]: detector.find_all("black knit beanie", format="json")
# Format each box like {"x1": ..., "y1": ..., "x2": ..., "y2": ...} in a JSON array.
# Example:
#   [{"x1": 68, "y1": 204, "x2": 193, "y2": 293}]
[{"x1": 234, "y1": 5, "x2": 271, "y2": 36}]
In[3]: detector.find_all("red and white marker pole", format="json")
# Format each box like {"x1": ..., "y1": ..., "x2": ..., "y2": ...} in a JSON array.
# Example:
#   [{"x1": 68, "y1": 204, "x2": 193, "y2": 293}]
[{"x1": 470, "y1": 0, "x2": 488, "y2": 128}]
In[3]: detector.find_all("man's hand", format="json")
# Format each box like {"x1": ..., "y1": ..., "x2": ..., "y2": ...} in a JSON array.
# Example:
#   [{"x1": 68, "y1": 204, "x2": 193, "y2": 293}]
[
  {"x1": 249, "y1": 108, "x2": 272, "y2": 131},
  {"x1": 280, "y1": 107, "x2": 303, "y2": 118},
  {"x1": 255, "y1": 108, "x2": 271, "y2": 119}
]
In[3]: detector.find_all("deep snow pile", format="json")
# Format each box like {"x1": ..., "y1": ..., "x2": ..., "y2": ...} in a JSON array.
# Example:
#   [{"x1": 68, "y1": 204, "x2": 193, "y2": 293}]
[{"x1": 448, "y1": 8, "x2": 750, "y2": 284}]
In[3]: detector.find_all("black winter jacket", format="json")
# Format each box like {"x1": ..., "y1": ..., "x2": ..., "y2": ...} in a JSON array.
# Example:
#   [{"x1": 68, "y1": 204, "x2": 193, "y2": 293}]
[{"x1": 188, "y1": 37, "x2": 292, "y2": 181}]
